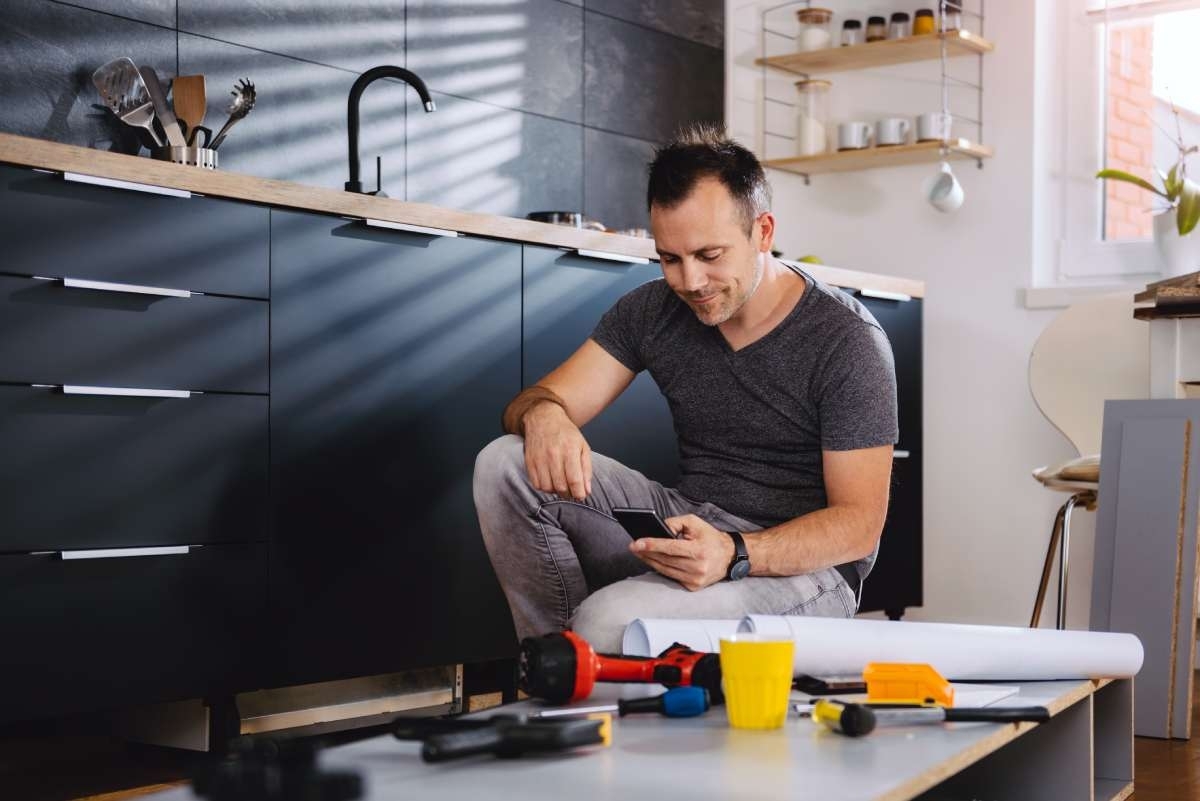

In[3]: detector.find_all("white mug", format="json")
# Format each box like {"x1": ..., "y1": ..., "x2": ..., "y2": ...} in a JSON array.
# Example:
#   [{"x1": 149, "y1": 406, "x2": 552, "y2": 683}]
[
  {"x1": 875, "y1": 117, "x2": 910, "y2": 147},
  {"x1": 916, "y1": 111, "x2": 953, "y2": 142},
  {"x1": 837, "y1": 121, "x2": 873, "y2": 150},
  {"x1": 924, "y1": 161, "x2": 964, "y2": 213}
]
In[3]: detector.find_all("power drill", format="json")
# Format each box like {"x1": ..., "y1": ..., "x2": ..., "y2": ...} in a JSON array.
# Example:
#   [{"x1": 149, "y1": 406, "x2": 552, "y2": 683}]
[{"x1": 519, "y1": 631, "x2": 724, "y2": 705}]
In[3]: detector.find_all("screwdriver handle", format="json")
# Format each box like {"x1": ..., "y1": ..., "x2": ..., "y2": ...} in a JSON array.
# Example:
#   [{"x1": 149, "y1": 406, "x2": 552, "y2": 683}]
[{"x1": 618, "y1": 686, "x2": 711, "y2": 718}]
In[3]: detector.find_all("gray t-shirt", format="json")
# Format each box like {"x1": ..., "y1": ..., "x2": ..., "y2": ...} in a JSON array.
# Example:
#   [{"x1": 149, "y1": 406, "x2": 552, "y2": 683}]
[{"x1": 590, "y1": 267, "x2": 898, "y2": 533}]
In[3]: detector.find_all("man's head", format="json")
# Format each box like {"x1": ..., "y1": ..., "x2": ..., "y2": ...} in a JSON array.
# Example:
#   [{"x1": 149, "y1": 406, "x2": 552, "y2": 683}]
[{"x1": 646, "y1": 125, "x2": 776, "y2": 326}]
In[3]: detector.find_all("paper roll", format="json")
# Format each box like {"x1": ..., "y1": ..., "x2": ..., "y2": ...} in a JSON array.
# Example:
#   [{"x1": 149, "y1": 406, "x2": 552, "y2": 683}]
[
  {"x1": 622, "y1": 616, "x2": 1143, "y2": 679},
  {"x1": 739, "y1": 615, "x2": 1144, "y2": 680}
]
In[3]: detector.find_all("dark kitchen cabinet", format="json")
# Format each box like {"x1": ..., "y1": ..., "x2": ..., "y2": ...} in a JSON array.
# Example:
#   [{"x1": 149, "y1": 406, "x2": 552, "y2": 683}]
[
  {"x1": 523, "y1": 245, "x2": 679, "y2": 486},
  {"x1": 268, "y1": 211, "x2": 522, "y2": 686},
  {"x1": 856, "y1": 293, "x2": 923, "y2": 618}
]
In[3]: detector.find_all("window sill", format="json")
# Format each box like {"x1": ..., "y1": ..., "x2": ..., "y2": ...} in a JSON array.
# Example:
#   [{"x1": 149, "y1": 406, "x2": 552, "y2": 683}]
[{"x1": 1022, "y1": 282, "x2": 1150, "y2": 310}]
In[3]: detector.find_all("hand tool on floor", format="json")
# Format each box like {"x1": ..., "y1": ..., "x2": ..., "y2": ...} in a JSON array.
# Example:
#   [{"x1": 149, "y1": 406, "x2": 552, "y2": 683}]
[
  {"x1": 532, "y1": 685, "x2": 712, "y2": 719},
  {"x1": 393, "y1": 713, "x2": 609, "y2": 763},
  {"x1": 812, "y1": 698, "x2": 1051, "y2": 738},
  {"x1": 519, "y1": 631, "x2": 724, "y2": 704}
]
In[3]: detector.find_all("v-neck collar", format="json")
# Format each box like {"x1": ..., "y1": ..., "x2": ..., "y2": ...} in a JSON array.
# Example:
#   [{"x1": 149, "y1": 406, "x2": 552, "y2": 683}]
[{"x1": 711, "y1": 266, "x2": 814, "y2": 356}]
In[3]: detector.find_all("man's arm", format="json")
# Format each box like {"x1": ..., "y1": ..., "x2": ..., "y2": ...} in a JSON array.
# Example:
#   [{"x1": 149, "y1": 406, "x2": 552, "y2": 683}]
[
  {"x1": 631, "y1": 445, "x2": 892, "y2": 590},
  {"x1": 501, "y1": 339, "x2": 635, "y2": 500}
]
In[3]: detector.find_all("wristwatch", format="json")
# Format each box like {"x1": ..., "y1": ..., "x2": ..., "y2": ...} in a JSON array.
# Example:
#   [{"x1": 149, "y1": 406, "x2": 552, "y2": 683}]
[{"x1": 726, "y1": 532, "x2": 751, "y2": 581}]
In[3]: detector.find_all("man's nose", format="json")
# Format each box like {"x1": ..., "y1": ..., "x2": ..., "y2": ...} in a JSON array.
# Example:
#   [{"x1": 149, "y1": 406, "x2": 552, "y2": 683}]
[{"x1": 679, "y1": 260, "x2": 708, "y2": 292}]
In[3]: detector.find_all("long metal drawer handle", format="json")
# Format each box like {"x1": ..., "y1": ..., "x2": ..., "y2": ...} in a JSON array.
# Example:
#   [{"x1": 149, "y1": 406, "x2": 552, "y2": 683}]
[
  {"x1": 63, "y1": 171, "x2": 191, "y2": 199},
  {"x1": 364, "y1": 218, "x2": 459, "y2": 238},
  {"x1": 894, "y1": 450, "x2": 911, "y2": 459},
  {"x1": 574, "y1": 248, "x2": 651, "y2": 265},
  {"x1": 62, "y1": 277, "x2": 192, "y2": 298},
  {"x1": 860, "y1": 288, "x2": 913, "y2": 302},
  {"x1": 60, "y1": 545, "x2": 192, "y2": 560},
  {"x1": 62, "y1": 385, "x2": 192, "y2": 399}
]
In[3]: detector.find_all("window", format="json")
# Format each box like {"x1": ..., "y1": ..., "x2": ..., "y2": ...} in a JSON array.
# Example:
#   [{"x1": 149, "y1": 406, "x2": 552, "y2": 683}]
[{"x1": 1049, "y1": 0, "x2": 1200, "y2": 285}]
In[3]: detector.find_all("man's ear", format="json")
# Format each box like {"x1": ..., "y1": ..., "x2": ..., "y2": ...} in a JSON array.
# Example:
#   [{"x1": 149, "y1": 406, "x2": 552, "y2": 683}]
[{"x1": 756, "y1": 212, "x2": 776, "y2": 254}]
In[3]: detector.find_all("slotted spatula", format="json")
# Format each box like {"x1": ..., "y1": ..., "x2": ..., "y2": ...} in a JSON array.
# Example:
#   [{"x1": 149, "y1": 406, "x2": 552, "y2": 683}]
[
  {"x1": 92, "y1": 57, "x2": 163, "y2": 147},
  {"x1": 171, "y1": 75, "x2": 207, "y2": 144}
]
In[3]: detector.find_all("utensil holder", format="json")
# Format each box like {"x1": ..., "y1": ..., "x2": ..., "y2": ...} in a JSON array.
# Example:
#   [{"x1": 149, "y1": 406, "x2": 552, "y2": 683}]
[{"x1": 152, "y1": 145, "x2": 218, "y2": 170}]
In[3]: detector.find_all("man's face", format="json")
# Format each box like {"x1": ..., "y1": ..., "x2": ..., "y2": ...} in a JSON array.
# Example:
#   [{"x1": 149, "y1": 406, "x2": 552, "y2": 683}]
[{"x1": 650, "y1": 177, "x2": 768, "y2": 327}]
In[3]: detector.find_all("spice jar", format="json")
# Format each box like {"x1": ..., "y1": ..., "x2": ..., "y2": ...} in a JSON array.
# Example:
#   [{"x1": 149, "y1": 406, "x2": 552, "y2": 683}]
[
  {"x1": 889, "y1": 12, "x2": 911, "y2": 39},
  {"x1": 913, "y1": 9, "x2": 936, "y2": 35},
  {"x1": 866, "y1": 16, "x2": 887, "y2": 42},
  {"x1": 794, "y1": 79, "x2": 832, "y2": 157},
  {"x1": 941, "y1": 1, "x2": 963, "y2": 31},
  {"x1": 796, "y1": 7, "x2": 834, "y2": 52},
  {"x1": 841, "y1": 19, "x2": 863, "y2": 46}
]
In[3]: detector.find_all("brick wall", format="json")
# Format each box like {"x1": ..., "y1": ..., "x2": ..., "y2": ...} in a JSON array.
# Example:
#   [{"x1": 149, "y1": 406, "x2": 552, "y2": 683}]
[{"x1": 1105, "y1": 23, "x2": 1156, "y2": 240}]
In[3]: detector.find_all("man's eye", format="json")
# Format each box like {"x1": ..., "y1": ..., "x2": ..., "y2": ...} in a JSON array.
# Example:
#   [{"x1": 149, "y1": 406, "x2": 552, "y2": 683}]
[{"x1": 701, "y1": 251, "x2": 721, "y2": 261}]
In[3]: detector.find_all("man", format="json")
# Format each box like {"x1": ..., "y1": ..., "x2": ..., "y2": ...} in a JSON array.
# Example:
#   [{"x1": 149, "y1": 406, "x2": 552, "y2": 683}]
[{"x1": 474, "y1": 125, "x2": 897, "y2": 653}]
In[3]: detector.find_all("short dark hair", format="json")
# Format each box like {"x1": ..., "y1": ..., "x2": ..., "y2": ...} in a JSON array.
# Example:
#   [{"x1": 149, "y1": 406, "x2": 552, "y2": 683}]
[{"x1": 646, "y1": 124, "x2": 771, "y2": 234}]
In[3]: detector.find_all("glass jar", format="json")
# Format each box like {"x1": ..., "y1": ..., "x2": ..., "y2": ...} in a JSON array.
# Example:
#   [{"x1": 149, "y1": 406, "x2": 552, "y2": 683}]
[
  {"x1": 941, "y1": 0, "x2": 963, "y2": 31},
  {"x1": 866, "y1": 16, "x2": 887, "y2": 42},
  {"x1": 794, "y1": 79, "x2": 832, "y2": 157},
  {"x1": 796, "y1": 7, "x2": 834, "y2": 52},
  {"x1": 841, "y1": 19, "x2": 863, "y2": 46},
  {"x1": 889, "y1": 12, "x2": 911, "y2": 39},
  {"x1": 913, "y1": 9, "x2": 936, "y2": 35}
]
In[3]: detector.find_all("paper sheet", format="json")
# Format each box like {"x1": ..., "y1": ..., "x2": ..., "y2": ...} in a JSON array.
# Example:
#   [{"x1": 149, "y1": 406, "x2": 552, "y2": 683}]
[{"x1": 623, "y1": 615, "x2": 1144, "y2": 680}]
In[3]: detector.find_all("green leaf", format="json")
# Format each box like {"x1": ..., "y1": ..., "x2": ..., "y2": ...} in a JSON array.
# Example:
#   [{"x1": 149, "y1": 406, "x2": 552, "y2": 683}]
[
  {"x1": 1178, "y1": 178, "x2": 1200, "y2": 237},
  {"x1": 1095, "y1": 169, "x2": 1170, "y2": 199},
  {"x1": 1166, "y1": 164, "x2": 1181, "y2": 198}
]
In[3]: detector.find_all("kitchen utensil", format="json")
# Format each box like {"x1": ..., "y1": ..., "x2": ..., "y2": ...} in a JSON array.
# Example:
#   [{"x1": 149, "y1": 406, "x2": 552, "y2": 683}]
[
  {"x1": 171, "y1": 75, "x2": 207, "y2": 136},
  {"x1": 139, "y1": 66, "x2": 187, "y2": 147},
  {"x1": 189, "y1": 125, "x2": 213, "y2": 148},
  {"x1": 875, "y1": 117, "x2": 910, "y2": 146},
  {"x1": 924, "y1": 161, "x2": 964, "y2": 213},
  {"x1": 91, "y1": 57, "x2": 163, "y2": 148},
  {"x1": 209, "y1": 78, "x2": 256, "y2": 151},
  {"x1": 153, "y1": 143, "x2": 218, "y2": 170},
  {"x1": 526, "y1": 211, "x2": 585, "y2": 227},
  {"x1": 837, "y1": 121, "x2": 872, "y2": 151},
  {"x1": 916, "y1": 111, "x2": 953, "y2": 142}
]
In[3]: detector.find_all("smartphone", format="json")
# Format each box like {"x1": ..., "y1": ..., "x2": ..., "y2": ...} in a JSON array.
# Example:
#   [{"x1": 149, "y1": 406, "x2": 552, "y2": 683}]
[{"x1": 611, "y1": 507, "x2": 677, "y2": 540}]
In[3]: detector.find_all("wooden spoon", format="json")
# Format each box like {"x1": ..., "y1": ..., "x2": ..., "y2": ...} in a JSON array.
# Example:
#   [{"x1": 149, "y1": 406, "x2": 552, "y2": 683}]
[{"x1": 171, "y1": 75, "x2": 207, "y2": 145}]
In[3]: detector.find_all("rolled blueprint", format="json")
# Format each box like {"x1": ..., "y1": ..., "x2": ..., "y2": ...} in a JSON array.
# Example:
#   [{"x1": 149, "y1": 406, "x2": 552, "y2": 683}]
[{"x1": 623, "y1": 615, "x2": 1143, "y2": 680}]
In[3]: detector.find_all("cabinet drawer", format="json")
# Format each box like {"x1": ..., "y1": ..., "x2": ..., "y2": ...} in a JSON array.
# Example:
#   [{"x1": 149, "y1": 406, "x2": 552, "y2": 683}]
[
  {"x1": 0, "y1": 386, "x2": 266, "y2": 552},
  {"x1": 0, "y1": 543, "x2": 265, "y2": 723},
  {"x1": 0, "y1": 165, "x2": 268, "y2": 299},
  {"x1": 0, "y1": 275, "x2": 267, "y2": 393}
]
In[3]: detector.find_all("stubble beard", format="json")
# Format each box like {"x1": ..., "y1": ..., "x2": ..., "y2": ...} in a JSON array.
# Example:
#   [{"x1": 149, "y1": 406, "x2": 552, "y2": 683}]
[{"x1": 690, "y1": 256, "x2": 765, "y2": 327}]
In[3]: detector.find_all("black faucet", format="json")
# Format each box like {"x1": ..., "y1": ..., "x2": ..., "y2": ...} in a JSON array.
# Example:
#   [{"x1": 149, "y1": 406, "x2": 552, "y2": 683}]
[{"x1": 346, "y1": 65, "x2": 436, "y2": 196}]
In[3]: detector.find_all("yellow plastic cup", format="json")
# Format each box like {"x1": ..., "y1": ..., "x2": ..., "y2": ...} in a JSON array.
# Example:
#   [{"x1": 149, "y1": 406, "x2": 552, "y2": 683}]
[{"x1": 719, "y1": 634, "x2": 795, "y2": 730}]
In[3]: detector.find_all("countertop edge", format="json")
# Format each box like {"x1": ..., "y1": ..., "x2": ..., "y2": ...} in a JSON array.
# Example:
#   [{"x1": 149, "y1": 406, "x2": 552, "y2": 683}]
[{"x1": 0, "y1": 133, "x2": 925, "y2": 298}]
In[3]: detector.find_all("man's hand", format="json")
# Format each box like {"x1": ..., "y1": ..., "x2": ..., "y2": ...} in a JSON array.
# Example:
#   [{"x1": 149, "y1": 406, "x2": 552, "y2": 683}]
[
  {"x1": 521, "y1": 401, "x2": 592, "y2": 500},
  {"x1": 630, "y1": 514, "x2": 735, "y2": 591}
]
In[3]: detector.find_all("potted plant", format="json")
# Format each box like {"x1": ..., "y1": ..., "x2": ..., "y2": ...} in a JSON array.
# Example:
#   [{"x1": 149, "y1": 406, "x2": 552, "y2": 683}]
[{"x1": 1096, "y1": 103, "x2": 1199, "y2": 279}]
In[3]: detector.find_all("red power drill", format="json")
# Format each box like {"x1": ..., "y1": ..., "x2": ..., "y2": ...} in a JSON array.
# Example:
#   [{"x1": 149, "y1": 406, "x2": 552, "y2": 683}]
[{"x1": 519, "y1": 631, "x2": 724, "y2": 705}]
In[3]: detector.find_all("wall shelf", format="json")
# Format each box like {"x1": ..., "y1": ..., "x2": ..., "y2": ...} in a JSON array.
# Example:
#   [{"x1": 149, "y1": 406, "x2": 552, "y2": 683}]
[
  {"x1": 756, "y1": 30, "x2": 994, "y2": 75},
  {"x1": 765, "y1": 138, "x2": 992, "y2": 177}
]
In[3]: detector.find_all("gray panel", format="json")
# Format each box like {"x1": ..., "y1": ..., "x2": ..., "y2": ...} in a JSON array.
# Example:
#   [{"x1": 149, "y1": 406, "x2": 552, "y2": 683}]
[
  {"x1": 407, "y1": 91, "x2": 582, "y2": 217},
  {"x1": 408, "y1": 0, "x2": 584, "y2": 123},
  {"x1": 178, "y1": 0, "x2": 404, "y2": 75},
  {"x1": 178, "y1": 34, "x2": 406, "y2": 194},
  {"x1": 0, "y1": 0, "x2": 176, "y2": 154},
  {"x1": 67, "y1": 0, "x2": 178, "y2": 28},
  {"x1": 583, "y1": 10, "x2": 723, "y2": 144},
  {"x1": 583, "y1": 127, "x2": 656, "y2": 231},
  {"x1": 586, "y1": 0, "x2": 724, "y2": 49}
]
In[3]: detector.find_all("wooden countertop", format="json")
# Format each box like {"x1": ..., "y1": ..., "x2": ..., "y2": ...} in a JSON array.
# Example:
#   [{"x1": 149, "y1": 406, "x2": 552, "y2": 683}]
[{"x1": 0, "y1": 133, "x2": 924, "y2": 299}]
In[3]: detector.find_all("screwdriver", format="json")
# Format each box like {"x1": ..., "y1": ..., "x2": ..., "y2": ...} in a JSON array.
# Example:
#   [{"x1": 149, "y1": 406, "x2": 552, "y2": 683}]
[{"x1": 533, "y1": 686, "x2": 711, "y2": 719}]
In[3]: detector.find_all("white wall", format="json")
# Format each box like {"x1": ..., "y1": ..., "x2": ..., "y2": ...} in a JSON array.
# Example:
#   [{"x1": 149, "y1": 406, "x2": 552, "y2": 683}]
[{"x1": 727, "y1": 0, "x2": 1092, "y2": 627}]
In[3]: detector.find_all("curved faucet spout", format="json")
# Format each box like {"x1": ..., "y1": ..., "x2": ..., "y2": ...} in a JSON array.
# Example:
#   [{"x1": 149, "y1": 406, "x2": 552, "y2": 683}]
[{"x1": 346, "y1": 65, "x2": 436, "y2": 194}]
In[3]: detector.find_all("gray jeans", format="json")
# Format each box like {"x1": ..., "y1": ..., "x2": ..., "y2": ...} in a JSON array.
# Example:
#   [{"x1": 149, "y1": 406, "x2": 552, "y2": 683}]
[{"x1": 473, "y1": 435, "x2": 857, "y2": 653}]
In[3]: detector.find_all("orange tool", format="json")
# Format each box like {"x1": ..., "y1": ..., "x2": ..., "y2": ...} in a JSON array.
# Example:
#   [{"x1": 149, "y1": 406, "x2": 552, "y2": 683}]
[{"x1": 863, "y1": 663, "x2": 955, "y2": 707}]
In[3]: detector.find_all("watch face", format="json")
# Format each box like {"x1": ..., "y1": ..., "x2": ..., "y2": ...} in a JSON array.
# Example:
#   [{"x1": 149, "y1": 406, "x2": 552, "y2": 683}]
[{"x1": 730, "y1": 559, "x2": 751, "y2": 581}]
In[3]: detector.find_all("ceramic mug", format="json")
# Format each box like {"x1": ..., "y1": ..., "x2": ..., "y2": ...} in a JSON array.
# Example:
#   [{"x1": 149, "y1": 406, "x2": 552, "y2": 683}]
[
  {"x1": 875, "y1": 117, "x2": 910, "y2": 147},
  {"x1": 916, "y1": 111, "x2": 953, "y2": 142},
  {"x1": 924, "y1": 161, "x2": 964, "y2": 213},
  {"x1": 837, "y1": 121, "x2": 873, "y2": 150}
]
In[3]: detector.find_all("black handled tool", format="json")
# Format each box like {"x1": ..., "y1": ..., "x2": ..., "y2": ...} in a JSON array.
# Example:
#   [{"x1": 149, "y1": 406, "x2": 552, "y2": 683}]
[
  {"x1": 393, "y1": 714, "x2": 606, "y2": 763},
  {"x1": 813, "y1": 699, "x2": 1051, "y2": 737}
]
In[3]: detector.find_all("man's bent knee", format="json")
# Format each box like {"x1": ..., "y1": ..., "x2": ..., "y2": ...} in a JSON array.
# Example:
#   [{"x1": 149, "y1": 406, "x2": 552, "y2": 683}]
[{"x1": 474, "y1": 435, "x2": 525, "y2": 484}]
